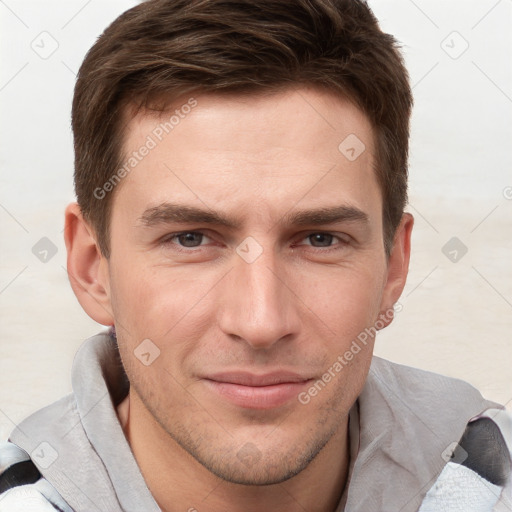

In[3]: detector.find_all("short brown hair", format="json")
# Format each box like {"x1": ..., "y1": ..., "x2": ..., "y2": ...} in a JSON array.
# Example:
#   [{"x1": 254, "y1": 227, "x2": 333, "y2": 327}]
[{"x1": 72, "y1": 0, "x2": 412, "y2": 257}]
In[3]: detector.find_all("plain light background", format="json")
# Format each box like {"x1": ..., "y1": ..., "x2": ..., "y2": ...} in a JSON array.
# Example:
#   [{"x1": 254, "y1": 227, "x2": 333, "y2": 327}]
[{"x1": 1, "y1": 0, "x2": 511, "y2": 441}]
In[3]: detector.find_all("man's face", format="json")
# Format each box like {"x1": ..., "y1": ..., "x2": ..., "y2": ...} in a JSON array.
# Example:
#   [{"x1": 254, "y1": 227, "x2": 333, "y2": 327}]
[{"x1": 104, "y1": 86, "x2": 396, "y2": 484}]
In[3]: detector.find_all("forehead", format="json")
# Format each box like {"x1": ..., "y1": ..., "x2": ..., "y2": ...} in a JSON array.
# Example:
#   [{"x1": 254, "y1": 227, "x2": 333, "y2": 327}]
[{"x1": 113, "y1": 86, "x2": 380, "y2": 223}]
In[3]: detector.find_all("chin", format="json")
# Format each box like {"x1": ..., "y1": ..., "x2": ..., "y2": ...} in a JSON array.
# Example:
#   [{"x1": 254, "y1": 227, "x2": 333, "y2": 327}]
[
  {"x1": 200, "y1": 457, "x2": 308, "y2": 486},
  {"x1": 187, "y1": 430, "x2": 334, "y2": 486}
]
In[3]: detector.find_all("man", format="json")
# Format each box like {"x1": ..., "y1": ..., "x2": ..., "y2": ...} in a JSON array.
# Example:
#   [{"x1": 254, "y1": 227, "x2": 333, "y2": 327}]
[{"x1": 0, "y1": 0, "x2": 510, "y2": 510}]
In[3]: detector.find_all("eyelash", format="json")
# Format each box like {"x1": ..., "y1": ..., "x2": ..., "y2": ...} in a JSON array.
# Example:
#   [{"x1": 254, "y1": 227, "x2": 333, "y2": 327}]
[{"x1": 159, "y1": 231, "x2": 350, "y2": 253}]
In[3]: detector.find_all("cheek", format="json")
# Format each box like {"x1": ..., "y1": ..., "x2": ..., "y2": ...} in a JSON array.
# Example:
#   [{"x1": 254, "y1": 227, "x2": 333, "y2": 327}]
[
  {"x1": 297, "y1": 264, "x2": 385, "y2": 341},
  {"x1": 109, "y1": 261, "x2": 216, "y2": 352},
  {"x1": 300, "y1": 270, "x2": 384, "y2": 406}
]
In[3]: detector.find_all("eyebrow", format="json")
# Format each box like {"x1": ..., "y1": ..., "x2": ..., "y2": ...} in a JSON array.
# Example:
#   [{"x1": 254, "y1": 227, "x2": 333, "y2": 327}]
[{"x1": 137, "y1": 202, "x2": 369, "y2": 229}]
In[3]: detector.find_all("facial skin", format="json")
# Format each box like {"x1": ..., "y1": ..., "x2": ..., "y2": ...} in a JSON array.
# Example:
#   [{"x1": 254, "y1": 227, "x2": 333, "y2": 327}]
[{"x1": 65, "y1": 86, "x2": 413, "y2": 511}]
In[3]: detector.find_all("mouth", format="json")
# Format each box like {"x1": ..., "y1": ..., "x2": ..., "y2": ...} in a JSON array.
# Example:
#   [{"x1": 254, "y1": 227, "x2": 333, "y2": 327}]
[{"x1": 202, "y1": 371, "x2": 314, "y2": 410}]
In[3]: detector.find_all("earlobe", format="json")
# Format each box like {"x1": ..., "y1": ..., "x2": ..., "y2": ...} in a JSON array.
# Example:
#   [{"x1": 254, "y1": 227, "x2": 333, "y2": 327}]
[
  {"x1": 377, "y1": 212, "x2": 414, "y2": 329},
  {"x1": 64, "y1": 202, "x2": 114, "y2": 326}
]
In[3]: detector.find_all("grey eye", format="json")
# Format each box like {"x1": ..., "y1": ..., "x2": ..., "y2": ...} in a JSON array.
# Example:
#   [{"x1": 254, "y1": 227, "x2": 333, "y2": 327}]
[
  {"x1": 177, "y1": 232, "x2": 204, "y2": 247},
  {"x1": 308, "y1": 233, "x2": 334, "y2": 247}
]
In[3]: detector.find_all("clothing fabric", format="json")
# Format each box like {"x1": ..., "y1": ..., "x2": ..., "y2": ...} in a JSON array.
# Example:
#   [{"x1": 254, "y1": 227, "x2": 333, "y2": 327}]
[{"x1": 1, "y1": 331, "x2": 510, "y2": 511}]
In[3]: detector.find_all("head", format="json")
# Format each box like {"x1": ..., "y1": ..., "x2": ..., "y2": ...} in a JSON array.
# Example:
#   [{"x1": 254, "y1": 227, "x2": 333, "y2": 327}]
[{"x1": 65, "y1": 0, "x2": 413, "y2": 485}]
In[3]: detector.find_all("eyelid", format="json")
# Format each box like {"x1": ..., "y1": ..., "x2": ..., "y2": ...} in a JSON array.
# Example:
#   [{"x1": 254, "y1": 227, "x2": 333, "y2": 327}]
[
  {"x1": 160, "y1": 230, "x2": 213, "y2": 246},
  {"x1": 295, "y1": 231, "x2": 351, "y2": 247},
  {"x1": 159, "y1": 229, "x2": 351, "y2": 252}
]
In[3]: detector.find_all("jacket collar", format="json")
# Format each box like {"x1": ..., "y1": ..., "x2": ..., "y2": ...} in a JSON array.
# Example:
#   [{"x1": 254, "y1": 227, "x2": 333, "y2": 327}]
[{"x1": 11, "y1": 333, "x2": 497, "y2": 512}]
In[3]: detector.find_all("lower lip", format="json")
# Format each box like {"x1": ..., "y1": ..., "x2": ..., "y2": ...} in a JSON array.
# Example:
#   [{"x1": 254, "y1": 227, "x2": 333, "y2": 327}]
[{"x1": 204, "y1": 380, "x2": 312, "y2": 409}]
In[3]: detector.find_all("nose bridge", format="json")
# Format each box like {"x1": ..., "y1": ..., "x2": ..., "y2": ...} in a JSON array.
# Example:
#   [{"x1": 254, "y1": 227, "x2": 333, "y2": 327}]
[{"x1": 218, "y1": 240, "x2": 299, "y2": 348}]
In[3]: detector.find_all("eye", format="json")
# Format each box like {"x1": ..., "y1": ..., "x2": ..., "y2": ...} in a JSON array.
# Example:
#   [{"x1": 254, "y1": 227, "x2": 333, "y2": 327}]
[
  {"x1": 298, "y1": 232, "x2": 350, "y2": 250},
  {"x1": 161, "y1": 231, "x2": 212, "y2": 249},
  {"x1": 306, "y1": 233, "x2": 336, "y2": 247}
]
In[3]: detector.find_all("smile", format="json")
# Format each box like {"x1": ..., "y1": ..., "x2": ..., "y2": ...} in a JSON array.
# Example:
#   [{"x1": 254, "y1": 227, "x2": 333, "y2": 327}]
[{"x1": 203, "y1": 372, "x2": 314, "y2": 409}]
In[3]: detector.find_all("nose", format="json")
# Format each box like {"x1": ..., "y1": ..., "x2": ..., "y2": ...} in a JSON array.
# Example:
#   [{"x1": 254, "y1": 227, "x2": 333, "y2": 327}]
[{"x1": 217, "y1": 243, "x2": 301, "y2": 350}]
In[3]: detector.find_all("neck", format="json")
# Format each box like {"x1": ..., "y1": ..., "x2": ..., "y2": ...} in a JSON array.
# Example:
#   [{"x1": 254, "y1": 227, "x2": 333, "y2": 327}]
[{"x1": 117, "y1": 390, "x2": 350, "y2": 512}]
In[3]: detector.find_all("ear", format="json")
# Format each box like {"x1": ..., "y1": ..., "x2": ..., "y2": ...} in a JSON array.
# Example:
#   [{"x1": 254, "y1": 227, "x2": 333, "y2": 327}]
[
  {"x1": 377, "y1": 212, "x2": 414, "y2": 329},
  {"x1": 64, "y1": 202, "x2": 114, "y2": 325}
]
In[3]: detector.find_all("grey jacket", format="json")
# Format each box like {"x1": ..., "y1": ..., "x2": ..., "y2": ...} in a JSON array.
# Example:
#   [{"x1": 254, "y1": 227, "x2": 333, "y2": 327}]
[{"x1": 1, "y1": 332, "x2": 510, "y2": 511}]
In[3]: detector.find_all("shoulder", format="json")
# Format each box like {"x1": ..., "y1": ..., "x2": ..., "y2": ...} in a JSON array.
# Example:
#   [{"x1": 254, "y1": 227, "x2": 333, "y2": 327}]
[
  {"x1": 368, "y1": 358, "x2": 512, "y2": 508},
  {"x1": 0, "y1": 441, "x2": 71, "y2": 511},
  {"x1": 370, "y1": 355, "x2": 476, "y2": 387},
  {"x1": 420, "y1": 408, "x2": 512, "y2": 510},
  {"x1": 368, "y1": 355, "x2": 499, "y2": 407}
]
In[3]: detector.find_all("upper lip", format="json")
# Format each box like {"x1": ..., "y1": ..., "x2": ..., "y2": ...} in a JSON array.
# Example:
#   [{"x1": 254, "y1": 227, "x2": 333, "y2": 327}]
[{"x1": 204, "y1": 371, "x2": 312, "y2": 387}]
